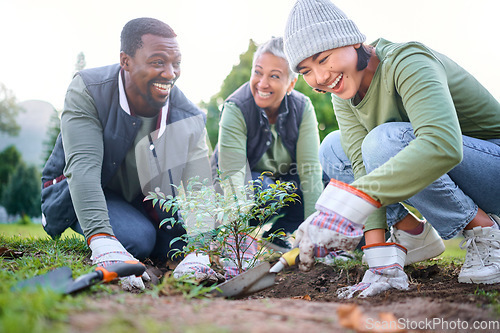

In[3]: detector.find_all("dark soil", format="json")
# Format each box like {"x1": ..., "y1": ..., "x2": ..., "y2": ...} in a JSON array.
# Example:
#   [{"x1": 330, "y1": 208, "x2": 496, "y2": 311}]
[{"x1": 255, "y1": 260, "x2": 497, "y2": 304}]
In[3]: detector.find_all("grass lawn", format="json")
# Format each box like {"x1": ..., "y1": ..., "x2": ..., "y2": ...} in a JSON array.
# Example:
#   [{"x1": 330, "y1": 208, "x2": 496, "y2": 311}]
[{"x1": 442, "y1": 236, "x2": 465, "y2": 259}]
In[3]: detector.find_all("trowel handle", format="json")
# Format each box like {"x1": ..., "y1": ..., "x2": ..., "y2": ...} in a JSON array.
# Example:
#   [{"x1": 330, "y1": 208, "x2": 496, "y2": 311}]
[
  {"x1": 96, "y1": 261, "x2": 146, "y2": 283},
  {"x1": 269, "y1": 248, "x2": 300, "y2": 273}
]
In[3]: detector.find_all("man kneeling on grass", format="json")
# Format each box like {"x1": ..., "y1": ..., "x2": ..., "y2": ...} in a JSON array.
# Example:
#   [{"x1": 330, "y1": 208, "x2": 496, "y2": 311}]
[{"x1": 41, "y1": 17, "x2": 254, "y2": 290}]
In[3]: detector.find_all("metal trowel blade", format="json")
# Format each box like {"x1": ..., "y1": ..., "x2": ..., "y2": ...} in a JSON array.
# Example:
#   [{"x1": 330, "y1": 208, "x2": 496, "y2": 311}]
[
  {"x1": 237, "y1": 272, "x2": 276, "y2": 297},
  {"x1": 14, "y1": 267, "x2": 73, "y2": 293},
  {"x1": 211, "y1": 261, "x2": 273, "y2": 298}
]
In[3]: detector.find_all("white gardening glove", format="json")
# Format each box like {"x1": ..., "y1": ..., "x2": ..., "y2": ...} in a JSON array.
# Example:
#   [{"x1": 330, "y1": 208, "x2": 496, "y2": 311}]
[
  {"x1": 294, "y1": 179, "x2": 381, "y2": 271},
  {"x1": 89, "y1": 234, "x2": 150, "y2": 291},
  {"x1": 173, "y1": 252, "x2": 226, "y2": 284},
  {"x1": 337, "y1": 243, "x2": 409, "y2": 299},
  {"x1": 221, "y1": 234, "x2": 259, "y2": 280}
]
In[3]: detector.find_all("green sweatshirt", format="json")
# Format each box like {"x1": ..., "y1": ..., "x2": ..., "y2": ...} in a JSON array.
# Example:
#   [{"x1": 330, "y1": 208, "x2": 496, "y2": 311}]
[
  {"x1": 218, "y1": 97, "x2": 323, "y2": 217},
  {"x1": 335, "y1": 38, "x2": 500, "y2": 230}
]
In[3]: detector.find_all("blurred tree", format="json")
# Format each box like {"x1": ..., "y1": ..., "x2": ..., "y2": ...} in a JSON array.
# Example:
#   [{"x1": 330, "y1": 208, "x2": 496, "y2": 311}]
[
  {"x1": 0, "y1": 145, "x2": 22, "y2": 199},
  {"x1": 0, "y1": 83, "x2": 24, "y2": 136},
  {"x1": 200, "y1": 98, "x2": 220, "y2": 150},
  {"x1": 202, "y1": 39, "x2": 338, "y2": 148},
  {"x1": 1, "y1": 160, "x2": 41, "y2": 220},
  {"x1": 74, "y1": 51, "x2": 86, "y2": 74}
]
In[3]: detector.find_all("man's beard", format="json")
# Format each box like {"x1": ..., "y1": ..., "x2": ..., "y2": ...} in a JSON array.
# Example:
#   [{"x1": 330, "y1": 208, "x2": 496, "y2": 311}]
[{"x1": 145, "y1": 87, "x2": 168, "y2": 110}]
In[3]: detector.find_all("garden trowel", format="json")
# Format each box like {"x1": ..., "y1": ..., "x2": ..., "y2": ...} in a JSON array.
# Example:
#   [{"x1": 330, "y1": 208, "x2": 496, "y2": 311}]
[
  {"x1": 212, "y1": 248, "x2": 300, "y2": 298},
  {"x1": 14, "y1": 261, "x2": 146, "y2": 294}
]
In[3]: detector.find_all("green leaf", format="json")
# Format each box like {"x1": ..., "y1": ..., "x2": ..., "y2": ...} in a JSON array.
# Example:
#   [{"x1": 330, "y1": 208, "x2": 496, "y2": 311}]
[
  {"x1": 144, "y1": 193, "x2": 156, "y2": 201},
  {"x1": 159, "y1": 217, "x2": 175, "y2": 229}
]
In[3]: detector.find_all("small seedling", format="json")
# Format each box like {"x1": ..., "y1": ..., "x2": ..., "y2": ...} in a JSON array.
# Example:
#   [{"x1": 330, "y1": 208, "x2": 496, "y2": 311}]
[{"x1": 145, "y1": 172, "x2": 299, "y2": 276}]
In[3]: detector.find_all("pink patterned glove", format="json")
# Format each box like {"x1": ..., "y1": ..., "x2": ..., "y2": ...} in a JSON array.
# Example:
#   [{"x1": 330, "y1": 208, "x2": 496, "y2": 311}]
[
  {"x1": 173, "y1": 252, "x2": 226, "y2": 284},
  {"x1": 294, "y1": 179, "x2": 381, "y2": 271},
  {"x1": 221, "y1": 234, "x2": 259, "y2": 280}
]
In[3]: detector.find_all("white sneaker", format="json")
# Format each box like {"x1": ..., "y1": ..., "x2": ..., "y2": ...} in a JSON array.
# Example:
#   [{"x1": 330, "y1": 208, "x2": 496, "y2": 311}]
[
  {"x1": 388, "y1": 222, "x2": 445, "y2": 265},
  {"x1": 458, "y1": 214, "x2": 500, "y2": 284}
]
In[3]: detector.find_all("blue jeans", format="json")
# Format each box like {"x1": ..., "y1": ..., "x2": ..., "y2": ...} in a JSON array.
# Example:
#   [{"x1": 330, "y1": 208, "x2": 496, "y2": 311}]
[
  {"x1": 319, "y1": 123, "x2": 500, "y2": 240},
  {"x1": 248, "y1": 171, "x2": 304, "y2": 235},
  {"x1": 72, "y1": 189, "x2": 186, "y2": 261}
]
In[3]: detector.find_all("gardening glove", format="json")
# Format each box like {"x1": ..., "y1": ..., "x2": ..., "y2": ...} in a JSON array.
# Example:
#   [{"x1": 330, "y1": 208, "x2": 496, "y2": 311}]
[
  {"x1": 173, "y1": 252, "x2": 226, "y2": 284},
  {"x1": 89, "y1": 234, "x2": 150, "y2": 291},
  {"x1": 221, "y1": 234, "x2": 259, "y2": 280},
  {"x1": 337, "y1": 243, "x2": 409, "y2": 299},
  {"x1": 294, "y1": 179, "x2": 381, "y2": 271}
]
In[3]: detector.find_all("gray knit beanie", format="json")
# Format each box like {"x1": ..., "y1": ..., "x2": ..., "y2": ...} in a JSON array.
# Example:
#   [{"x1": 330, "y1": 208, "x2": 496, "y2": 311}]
[{"x1": 284, "y1": 0, "x2": 366, "y2": 72}]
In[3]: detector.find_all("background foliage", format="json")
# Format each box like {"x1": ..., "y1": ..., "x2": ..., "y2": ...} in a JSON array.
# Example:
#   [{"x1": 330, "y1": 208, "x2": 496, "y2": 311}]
[
  {"x1": 0, "y1": 145, "x2": 22, "y2": 199},
  {"x1": 1, "y1": 160, "x2": 41, "y2": 221},
  {"x1": 0, "y1": 83, "x2": 24, "y2": 136}
]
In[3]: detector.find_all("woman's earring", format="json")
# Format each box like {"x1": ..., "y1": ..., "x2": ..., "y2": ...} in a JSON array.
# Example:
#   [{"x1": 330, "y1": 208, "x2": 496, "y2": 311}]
[
  {"x1": 313, "y1": 88, "x2": 327, "y2": 94},
  {"x1": 287, "y1": 91, "x2": 291, "y2": 96}
]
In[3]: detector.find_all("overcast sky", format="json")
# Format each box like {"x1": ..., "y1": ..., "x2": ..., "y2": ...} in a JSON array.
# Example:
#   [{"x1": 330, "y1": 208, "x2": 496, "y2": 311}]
[{"x1": 1, "y1": 0, "x2": 498, "y2": 110}]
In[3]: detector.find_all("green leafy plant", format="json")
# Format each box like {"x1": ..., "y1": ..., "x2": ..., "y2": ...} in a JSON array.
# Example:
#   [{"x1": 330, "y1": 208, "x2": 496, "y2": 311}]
[
  {"x1": 158, "y1": 273, "x2": 220, "y2": 299},
  {"x1": 145, "y1": 172, "x2": 299, "y2": 276}
]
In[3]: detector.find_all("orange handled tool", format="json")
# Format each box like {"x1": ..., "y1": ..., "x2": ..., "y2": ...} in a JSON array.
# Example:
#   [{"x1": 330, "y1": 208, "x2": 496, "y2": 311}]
[
  {"x1": 15, "y1": 261, "x2": 146, "y2": 294},
  {"x1": 65, "y1": 261, "x2": 146, "y2": 293}
]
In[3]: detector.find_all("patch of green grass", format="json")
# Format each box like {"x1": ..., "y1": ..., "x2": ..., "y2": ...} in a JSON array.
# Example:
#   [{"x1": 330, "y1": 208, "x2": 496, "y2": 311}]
[
  {"x1": 0, "y1": 232, "x2": 227, "y2": 332},
  {"x1": 0, "y1": 222, "x2": 84, "y2": 240},
  {"x1": 474, "y1": 288, "x2": 500, "y2": 315},
  {"x1": 0, "y1": 235, "x2": 90, "y2": 333},
  {"x1": 442, "y1": 236, "x2": 465, "y2": 259},
  {"x1": 1, "y1": 235, "x2": 90, "y2": 277},
  {"x1": 157, "y1": 273, "x2": 219, "y2": 299}
]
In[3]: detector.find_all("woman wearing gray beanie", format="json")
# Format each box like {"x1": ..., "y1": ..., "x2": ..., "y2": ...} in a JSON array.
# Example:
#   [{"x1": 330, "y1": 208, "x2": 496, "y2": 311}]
[{"x1": 283, "y1": 0, "x2": 500, "y2": 298}]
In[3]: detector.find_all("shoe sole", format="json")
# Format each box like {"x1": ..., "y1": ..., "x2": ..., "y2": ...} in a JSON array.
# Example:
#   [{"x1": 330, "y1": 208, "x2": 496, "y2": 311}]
[
  {"x1": 405, "y1": 238, "x2": 446, "y2": 265},
  {"x1": 458, "y1": 273, "x2": 500, "y2": 284}
]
